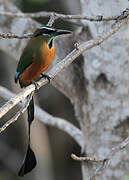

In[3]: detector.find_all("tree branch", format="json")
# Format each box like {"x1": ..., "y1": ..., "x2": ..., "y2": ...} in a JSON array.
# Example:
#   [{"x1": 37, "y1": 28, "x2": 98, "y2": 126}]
[
  {"x1": 0, "y1": 10, "x2": 123, "y2": 22},
  {"x1": 0, "y1": 33, "x2": 32, "y2": 39},
  {"x1": 71, "y1": 136, "x2": 129, "y2": 180},
  {"x1": 0, "y1": 7, "x2": 129, "y2": 39},
  {"x1": 0, "y1": 92, "x2": 33, "y2": 134},
  {"x1": 71, "y1": 153, "x2": 103, "y2": 163},
  {"x1": 1, "y1": 6, "x2": 129, "y2": 22},
  {"x1": 0, "y1": 15, "x2": 56, "y2": 39},
  {"x1": 89, "y1": 136, "x2": 129, "y2": 180},
  {"x1": 0, "y1": 86, "x2": 83, "y2": 147},
  {"x1": 47, "y1": 14, "x2": 58, "y2": 26},
  {"x1": 0, "y1": 18, "x2": 127, "y2": 119}
]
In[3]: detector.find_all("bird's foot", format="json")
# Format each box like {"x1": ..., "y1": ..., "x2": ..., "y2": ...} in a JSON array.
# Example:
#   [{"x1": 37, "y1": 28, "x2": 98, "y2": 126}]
[
  {"x1": 40, "y1": 73, "x2": 51, "y2": 84},
  {"x1": 32, "y1": 80, "x2": 40, "y2": 92}
]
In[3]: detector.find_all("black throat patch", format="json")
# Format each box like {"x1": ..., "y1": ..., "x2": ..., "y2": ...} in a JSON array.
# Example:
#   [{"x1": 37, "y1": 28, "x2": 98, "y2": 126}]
[{"x1": 48, "y1": 39, "x2": 53, "y2": 49}]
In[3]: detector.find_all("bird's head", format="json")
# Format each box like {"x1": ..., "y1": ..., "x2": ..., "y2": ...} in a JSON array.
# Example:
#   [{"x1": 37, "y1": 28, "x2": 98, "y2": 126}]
[{"x1": 34, "y1": 26, "x2": 72, "y2": 38}]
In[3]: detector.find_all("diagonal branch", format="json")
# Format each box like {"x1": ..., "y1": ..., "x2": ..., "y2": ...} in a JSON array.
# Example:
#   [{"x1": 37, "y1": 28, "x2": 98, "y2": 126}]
[
  {"x1": 0, "y1": 18, "x2": 127, "y2": 119},
  {"x1": 0, "y1": 86, "x2": 83, "y2": 147},
  {"x1": 89, "y1": 136, "x2": 129, "y2": 180},
  {"x1": 71, "y1": 137, "x2": 129, "y2": 179},
  {"x1": 47, "y1": 14, "x2": 58, "y2": 27},
  {"x1": 0, "y1": 92, "x2": 34, "y2": 134},
  {"x1": 36, "y1": 107, "x2": 83, "y2": 147}
]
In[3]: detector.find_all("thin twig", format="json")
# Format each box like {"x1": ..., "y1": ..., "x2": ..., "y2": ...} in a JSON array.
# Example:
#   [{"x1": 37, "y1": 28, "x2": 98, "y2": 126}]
[
  {"x1": 0, "y1": 8, "x2": 129, "y2": 39},
  {"x1": 0, "y1": 18, "x2": 127, "y2": 119},
  {"x1": 1, "y1": 7, "x2": 129, "y2": 22},
  {"x1": 0, "y1": 33, "x2": 33, "y2": 39},
  {"x1": 47, "y1": 14, "x2": 58, "y2": 26},
  {"x1": 0, "y1": 86, "x2": 83, "y2": 146},
  {"x1": 90, "y1": 137, "x2": 129, "y2": 180},
  {"x1": 74, "y1": 43, "x2": 80, "y2": 50},
  {"x1": 71, "y1": 154, "x2": 103, "y2": 163},
  {"x1": 71, "y1": 137, "x2": 129, "y2": 180},
  {"x1": 0, "y1": 11, "x2": 122, "y2": 21},
  {"x1": 0, "y1": 92, "x2": 34, "y2": 134}
]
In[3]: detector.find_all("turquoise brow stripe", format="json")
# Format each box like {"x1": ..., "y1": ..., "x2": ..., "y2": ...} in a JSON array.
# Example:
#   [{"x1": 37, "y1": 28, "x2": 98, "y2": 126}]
[{"x1": 39, "y1": 26, "x2": 54, "y2": 31}]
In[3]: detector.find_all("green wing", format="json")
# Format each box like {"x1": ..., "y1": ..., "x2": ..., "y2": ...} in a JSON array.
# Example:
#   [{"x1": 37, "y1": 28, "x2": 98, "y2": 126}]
[
  {"x1": 15, "y1": 37, "x2": 41, "y2": 82},
  {"x1": 15, "y1": 35, "x2": 47, "y2": 83},
  {"x1": 16, "y1": 39, "x2": 36, "y2": 74}
]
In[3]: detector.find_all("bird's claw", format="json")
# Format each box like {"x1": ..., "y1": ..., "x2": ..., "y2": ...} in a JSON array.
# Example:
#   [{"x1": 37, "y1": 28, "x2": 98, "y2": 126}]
[
  {"x1": 32, "y1": 80, "x2": 40, "y2": 92},
  {"x1": 40, "y1": 73, "x2": 51, "y2": 83}
]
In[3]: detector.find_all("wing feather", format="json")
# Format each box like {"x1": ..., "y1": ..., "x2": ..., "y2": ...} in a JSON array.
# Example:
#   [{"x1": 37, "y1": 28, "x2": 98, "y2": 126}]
[{"x1": 15, "y1": 38, "x2": 37, "y2": 82}]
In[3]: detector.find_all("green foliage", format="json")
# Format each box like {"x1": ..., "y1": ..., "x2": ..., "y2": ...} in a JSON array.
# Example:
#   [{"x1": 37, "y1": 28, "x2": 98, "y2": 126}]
[
  {"x1": 26, "y1": 0, "x2": 48, "y2": 4},
  {"x1": 123, "y1": 173, "x2": 129, "y2": 180}
]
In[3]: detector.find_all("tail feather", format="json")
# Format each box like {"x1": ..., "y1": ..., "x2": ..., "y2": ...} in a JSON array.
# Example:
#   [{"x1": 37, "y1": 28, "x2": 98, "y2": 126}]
[
  {"x1": 18, "y1": 145, "x2": 37, "y2": 177},
  {"x1": 27, "y1": 97, "x2": 34, "y2": 125},
  {"x1": 18, "y1": 96, "x2": 36, "y2": 177}
]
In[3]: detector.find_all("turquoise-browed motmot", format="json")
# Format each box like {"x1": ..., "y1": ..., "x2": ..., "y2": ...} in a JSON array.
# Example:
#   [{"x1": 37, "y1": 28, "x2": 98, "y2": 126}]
[{"x1": 14, "y1": 26, "x2": 71, "y2": 176}]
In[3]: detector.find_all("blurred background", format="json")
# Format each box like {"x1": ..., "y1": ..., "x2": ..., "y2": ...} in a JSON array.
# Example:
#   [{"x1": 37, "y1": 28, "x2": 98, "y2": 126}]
[{"x1": 0, "y1": 0, "x2": 82, "y2": 180}]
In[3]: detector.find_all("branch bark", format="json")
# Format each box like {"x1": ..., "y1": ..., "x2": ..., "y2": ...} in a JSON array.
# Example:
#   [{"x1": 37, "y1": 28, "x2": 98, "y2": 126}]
[
  {"x1": 90, "y1": 136, "x2": 129, "y2": 180},
  {"x1": 0, "y1": 86, "x2": 83, "y2": 147},
  {"x1": 71, "y1": 136, "x2": 129, "y2": 180},
  {"x1": 0, "y1": 10, "x2": 120, "y2": 21},
  {"x1": 0, "y1": 92, "x2": 33, "y2": 134}
]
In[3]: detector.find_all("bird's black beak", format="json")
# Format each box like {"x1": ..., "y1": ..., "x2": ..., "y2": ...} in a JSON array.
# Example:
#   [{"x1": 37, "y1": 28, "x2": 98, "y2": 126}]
[{"x1": 55, "y1": 29, "x2": 72, "y2": 36}]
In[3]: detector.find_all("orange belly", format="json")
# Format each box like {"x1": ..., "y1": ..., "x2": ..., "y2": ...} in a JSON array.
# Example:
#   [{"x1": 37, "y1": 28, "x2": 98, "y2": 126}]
[{"x1": 19, "y1": 43, "x2": 55, "y2": 87}]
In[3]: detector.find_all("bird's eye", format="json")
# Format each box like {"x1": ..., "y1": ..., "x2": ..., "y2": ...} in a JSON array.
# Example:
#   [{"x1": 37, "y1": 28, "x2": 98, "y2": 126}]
[
  {"x1": 43, "y1": 29, "x2": 55, "y2": 35},
  {"x1": 34, "y1": 28, "x2": 55, "y2": 37}
]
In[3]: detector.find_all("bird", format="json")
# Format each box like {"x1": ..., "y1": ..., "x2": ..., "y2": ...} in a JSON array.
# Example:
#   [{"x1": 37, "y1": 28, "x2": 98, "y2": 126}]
[{"x1": 14, "y1": 26, "x2": 72, "y2": 177}]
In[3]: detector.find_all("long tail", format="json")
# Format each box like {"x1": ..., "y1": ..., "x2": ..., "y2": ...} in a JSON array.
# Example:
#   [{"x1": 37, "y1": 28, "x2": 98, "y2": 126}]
[{"x1": 18, "y1": 96, "x2": 37, "y2": 177}]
